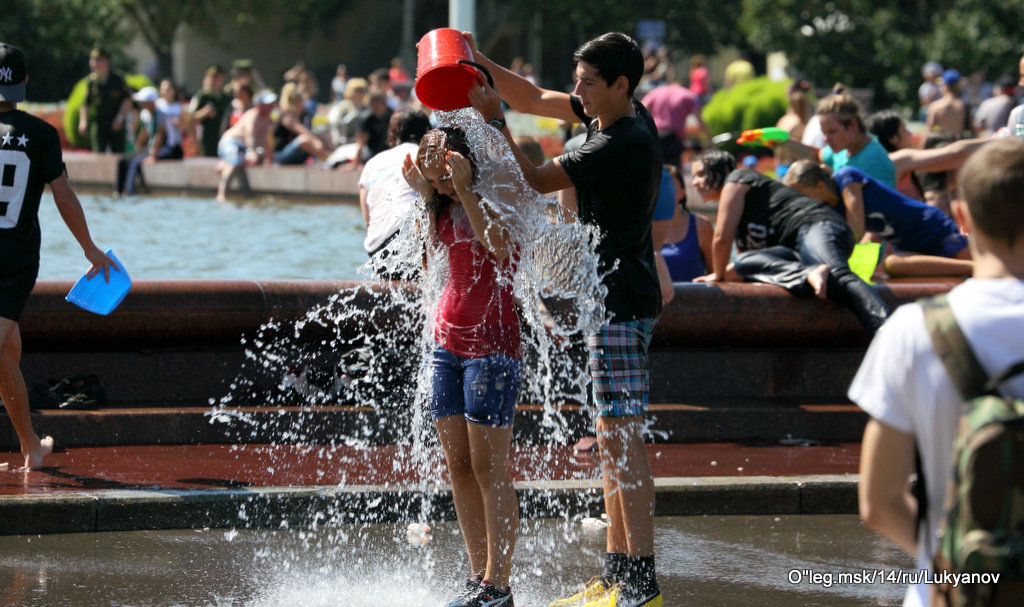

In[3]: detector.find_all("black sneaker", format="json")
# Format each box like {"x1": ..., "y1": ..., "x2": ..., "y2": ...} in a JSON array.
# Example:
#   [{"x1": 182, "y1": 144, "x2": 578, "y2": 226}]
[
  {"x1": 455, "y1": 582, "x2": 514, "y2": 607},
  {"x1": 446, "y1": 574, "x2": 483, "y2": 607}
]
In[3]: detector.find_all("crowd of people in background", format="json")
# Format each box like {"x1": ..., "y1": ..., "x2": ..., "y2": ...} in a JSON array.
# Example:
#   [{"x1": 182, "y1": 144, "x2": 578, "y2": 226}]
[{"x1": 69, "y1": 41, "x2": 1024, "y2": 290}]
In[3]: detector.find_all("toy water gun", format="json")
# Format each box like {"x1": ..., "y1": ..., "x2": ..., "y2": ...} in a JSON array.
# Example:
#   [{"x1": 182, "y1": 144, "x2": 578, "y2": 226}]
[{"x1": 736, "y1": 127, "x2": 790, "y2": 146}]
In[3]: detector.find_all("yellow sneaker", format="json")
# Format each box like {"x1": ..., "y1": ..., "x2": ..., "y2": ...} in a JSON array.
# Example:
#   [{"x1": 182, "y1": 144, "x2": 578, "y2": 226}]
[
  {"x1": 588, "y1": 584, "x2": 663, "y2": 607},
  {"x1": 549, "y1": 577, "x2": 612, "y2": 607}
]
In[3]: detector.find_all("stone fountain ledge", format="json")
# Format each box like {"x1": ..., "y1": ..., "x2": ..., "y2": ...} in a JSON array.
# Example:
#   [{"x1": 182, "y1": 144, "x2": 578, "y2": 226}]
[{"x1": 64, "y1": 151, "x2": 361, "y2": 201}]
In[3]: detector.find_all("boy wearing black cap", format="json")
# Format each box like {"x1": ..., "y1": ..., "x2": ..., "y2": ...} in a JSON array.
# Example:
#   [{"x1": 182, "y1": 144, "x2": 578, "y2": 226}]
[{"x1": 0, "y1": 42, "x2": 116, "y2": 469}]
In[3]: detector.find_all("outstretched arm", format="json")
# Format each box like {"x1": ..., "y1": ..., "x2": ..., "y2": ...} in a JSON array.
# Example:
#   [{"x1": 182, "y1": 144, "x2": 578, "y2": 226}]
[
  {"x1": 696, "y1": 182, "x2": 747, "y2": 281},
  {"x1": 463, "y1": 32, "x2": 579, "y2": 125},
  {"x1": 467, "y1": 73, "x2": 574, "y2": 195},
  {"x1": 840, "y1": 182, "x2": 866, "y2": 241},
  {"x1": 890, "y1": 137, "x2": 988, "y2": 178}
]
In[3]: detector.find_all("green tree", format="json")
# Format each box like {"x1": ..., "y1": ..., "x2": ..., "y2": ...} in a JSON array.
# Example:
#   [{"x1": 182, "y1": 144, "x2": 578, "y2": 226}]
[
  {"x1": 116, "y1": 0, "x2": 269, "y2": 81},
  {"x1": 736, "y1": 0, "x2": 1021, "y2": 111},
  {"x1": 0, "y1": 0, "x2": 132, "y2": 102},
  {"x1": 924, "y1": 0, "x2": 1024, "y2": 83}
]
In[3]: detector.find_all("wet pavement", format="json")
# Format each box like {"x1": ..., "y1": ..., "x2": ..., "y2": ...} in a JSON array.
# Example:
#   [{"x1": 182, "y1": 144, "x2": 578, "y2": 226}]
[{"x1": 0, "y1": 515, "x2": 909, "y2": 606}]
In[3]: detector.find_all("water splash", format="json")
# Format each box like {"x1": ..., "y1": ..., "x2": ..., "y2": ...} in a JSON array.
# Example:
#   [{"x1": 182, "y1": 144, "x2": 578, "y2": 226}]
[{"x1": 207, "y1": 107, "x2": 611, "y2": 594}]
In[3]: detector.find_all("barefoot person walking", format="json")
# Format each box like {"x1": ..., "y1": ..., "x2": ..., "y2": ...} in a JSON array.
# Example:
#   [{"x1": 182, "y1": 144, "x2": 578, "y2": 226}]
[{"x1": 0, "y1": 43, "x2": 115, "y2": 469}]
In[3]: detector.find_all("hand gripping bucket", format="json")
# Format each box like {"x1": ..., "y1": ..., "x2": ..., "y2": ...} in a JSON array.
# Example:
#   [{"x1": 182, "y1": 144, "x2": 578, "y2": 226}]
[
  {"x1": 414, "y1": 28, "x2": 493, "y2": 111},
  {"x1": 65, "y1": 249, "x2": 132, "y2": 315}
]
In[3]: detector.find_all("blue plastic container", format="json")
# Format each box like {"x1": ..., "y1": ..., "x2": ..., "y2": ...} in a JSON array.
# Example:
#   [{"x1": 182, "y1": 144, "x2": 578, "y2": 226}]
[{"x1": 65, "y1": 249, "x2": 132, "y2": 315}]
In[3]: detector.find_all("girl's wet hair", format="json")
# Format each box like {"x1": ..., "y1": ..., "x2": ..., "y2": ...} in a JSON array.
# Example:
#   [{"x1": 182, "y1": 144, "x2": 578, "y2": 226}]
[{"x1": 417, "y1": 127, "x2": 478, "y2": 225}]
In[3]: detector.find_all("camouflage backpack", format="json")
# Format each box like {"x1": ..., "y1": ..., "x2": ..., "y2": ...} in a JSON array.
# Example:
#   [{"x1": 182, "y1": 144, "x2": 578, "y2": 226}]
[{"x1": 922, "y1": 295, "x2": 1024, "y2": 607}]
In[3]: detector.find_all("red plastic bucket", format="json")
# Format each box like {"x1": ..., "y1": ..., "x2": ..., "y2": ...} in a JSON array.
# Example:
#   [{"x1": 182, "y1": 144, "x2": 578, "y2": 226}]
[{"x1": 415, "y1": 28, "x2": 492, "y2": 111}]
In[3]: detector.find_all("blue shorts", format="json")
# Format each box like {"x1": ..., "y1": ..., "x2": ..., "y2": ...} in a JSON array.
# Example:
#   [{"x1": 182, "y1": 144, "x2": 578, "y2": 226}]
[
  {"x1": 217, "y1": 138, "x2": 245, "y2": 167},
  {"x1": 588, "y1": 318, "x2": 658, "y2": 417},
  {"x1": 428, "y1": 345, "x2": 523, "y2": 427}
]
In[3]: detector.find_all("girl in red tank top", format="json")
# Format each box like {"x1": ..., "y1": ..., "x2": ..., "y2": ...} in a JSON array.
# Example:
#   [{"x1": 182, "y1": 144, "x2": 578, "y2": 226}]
[{"x1": 402, "y1": 126, "x2": 522, "y2": 604}]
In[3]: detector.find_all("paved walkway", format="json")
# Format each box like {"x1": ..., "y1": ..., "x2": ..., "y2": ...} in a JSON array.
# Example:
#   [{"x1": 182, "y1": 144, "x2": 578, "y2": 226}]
[{"x1": 0, "y1": 442, "x2": 861, "y2": 535}]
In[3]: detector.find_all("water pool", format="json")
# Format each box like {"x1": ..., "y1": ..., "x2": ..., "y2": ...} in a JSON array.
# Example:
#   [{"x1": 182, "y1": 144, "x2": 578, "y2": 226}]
[{"x1": 37, "y1": 193, "x2": 369, "y2": 282}]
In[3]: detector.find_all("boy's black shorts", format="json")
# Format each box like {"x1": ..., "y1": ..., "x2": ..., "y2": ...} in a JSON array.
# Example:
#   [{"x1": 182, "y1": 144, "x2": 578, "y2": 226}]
[{"x1": 0, "y1": 260, "x2": 39, "y2": 322}]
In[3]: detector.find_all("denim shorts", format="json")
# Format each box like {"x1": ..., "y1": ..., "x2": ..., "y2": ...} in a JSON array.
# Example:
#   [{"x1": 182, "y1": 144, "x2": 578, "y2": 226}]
[
  {"x1": 274, "y1": 138, "x2": 309, "y2": 165},
  {"x1": 587, "y1": 317, "x2": 658, "y2": 417},
  {"x1": 428, "y1": 344, "x2": 523, "y2": 427}
]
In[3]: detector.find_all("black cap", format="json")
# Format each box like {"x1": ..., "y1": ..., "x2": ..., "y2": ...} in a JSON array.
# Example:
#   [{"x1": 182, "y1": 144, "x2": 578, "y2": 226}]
[{"x1": 0, "y1": 43, "x2": 27, "y2": 102}]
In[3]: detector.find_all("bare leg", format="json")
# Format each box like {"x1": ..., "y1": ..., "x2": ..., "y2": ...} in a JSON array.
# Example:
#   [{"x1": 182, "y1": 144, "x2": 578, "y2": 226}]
[
  {"x1": 466, "y1": 422, "x2": 518, "y2": 588},
  {"x1": 883, "y1": 253, "x2": 974, "y2": 277},
  {"x1": 596, "y1": 415, "x2": 655, "y2": 556},
  {"x1": 435, "y1": 415, "x2": 488, "y2": 577},
  {"x1": 807, "y1": 264, "x2": 830, "y2": 298},
  {"x1": 0, "y1": 320, "x2": 52, "y2": 470}
]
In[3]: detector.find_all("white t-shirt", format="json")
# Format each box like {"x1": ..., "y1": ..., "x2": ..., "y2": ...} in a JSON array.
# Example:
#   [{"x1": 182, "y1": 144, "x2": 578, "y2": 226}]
[
  {"x1": 848, "y1": 278, "x2": 1024, "y2": 607},
  {"x1": 357, "y1": 142, "x2": 420, "y2": 253},
  {"x1": 801, "y1": 114, "x2": 825, "y2": 149},
  {"x1": 155, "y1": 99, "x2": 183, "y2": 149}
]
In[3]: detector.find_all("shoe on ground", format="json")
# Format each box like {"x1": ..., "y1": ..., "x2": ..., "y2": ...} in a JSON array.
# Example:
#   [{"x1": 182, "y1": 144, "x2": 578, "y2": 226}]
[
  {"x1": 446, "y1": 574, "x2": 483, "y2": 607},
  {"x1": 549, "y1": 577, "x2": 612, "y2": 607},
  {"x1": 587, "y1": 584, "x2": 662, "y2": 607},
  {"x1": 454, "y1": 582, "x2": 513, "y2": 607}
]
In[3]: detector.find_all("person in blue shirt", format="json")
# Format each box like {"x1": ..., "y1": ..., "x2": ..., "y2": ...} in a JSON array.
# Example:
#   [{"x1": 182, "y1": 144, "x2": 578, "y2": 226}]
[
  {"x1": 781, "y1": 86, "x2": 896, "y2": 187},
  {"x1": 783, "y1": 160, "x2": 973, "y2": 277}
]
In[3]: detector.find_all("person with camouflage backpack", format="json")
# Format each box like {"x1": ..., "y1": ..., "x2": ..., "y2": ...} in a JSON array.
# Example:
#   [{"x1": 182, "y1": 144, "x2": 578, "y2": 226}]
[
  {"x1": 920, "y1": 293, "x2": 1024, "y2": 606},
  {"x1": 850, "y1": 137, "x2": 1024, "y2": 607}
]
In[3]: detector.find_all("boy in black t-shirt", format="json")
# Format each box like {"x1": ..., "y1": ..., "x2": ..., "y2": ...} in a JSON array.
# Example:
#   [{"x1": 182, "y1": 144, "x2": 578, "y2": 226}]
[
  {"x1": 465, "y1": 32, "x2": 663, "y2": 607},
  {"x1": 0, "y1": 43, "x2": 115, "y2": 469}
]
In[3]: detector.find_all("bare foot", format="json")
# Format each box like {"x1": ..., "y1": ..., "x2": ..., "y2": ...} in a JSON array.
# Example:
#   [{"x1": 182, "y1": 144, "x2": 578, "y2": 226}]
[
  {"x1": 24, "y1": 435, "x2": 54, "y2": 470},
  {"x1": 807, "y1": 264, "x2": 829, "y2": 299}
]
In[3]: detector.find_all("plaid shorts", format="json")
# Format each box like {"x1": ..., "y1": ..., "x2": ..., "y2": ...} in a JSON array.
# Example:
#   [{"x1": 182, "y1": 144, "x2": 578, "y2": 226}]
[{"x1": 587, "y1": 317, "x2": 658, "y2": 417}]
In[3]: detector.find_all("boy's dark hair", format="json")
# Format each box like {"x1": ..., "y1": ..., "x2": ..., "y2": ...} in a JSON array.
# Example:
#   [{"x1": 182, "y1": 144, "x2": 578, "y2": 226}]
[
  {"x1": 573, "y1": 32, "x2": 644, "y2": 97},
  {"x1": 386, "y1": 109, "x2": 430, "y2": 147},
  {"x1": 959, "y1": 138, "x2": 1024, "y2": 248},
  {"x1": 867, "y1": 109, "x2": 904, "y2": 152},
  {"x1": 783, "y1": 159, "x2": 834, "y2": 191},
  {"x1": 694, "y1": 149, "x2": 737, "y2": 191}
]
